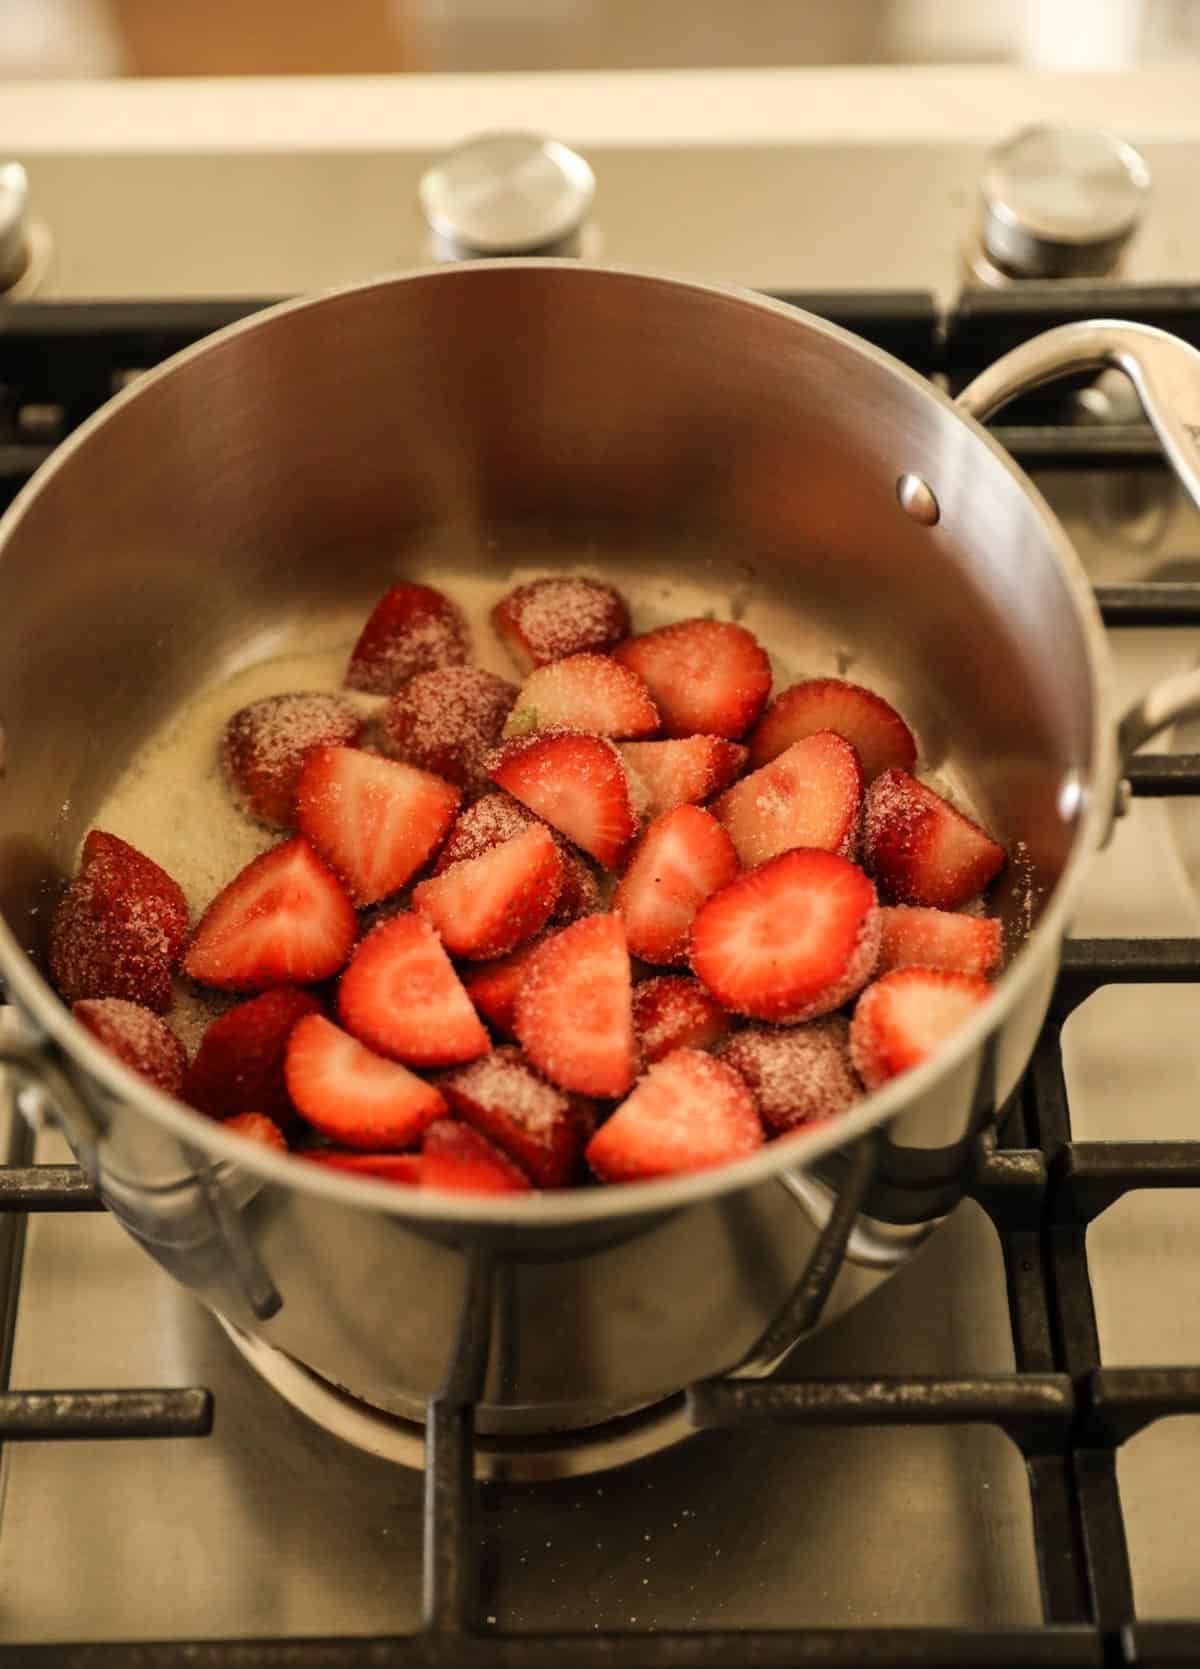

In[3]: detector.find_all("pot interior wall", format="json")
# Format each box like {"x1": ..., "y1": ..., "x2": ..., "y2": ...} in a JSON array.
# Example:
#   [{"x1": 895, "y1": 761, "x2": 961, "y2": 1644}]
[{"x1": 0, "y1": 266, "x2": 1098, "y2": 962}]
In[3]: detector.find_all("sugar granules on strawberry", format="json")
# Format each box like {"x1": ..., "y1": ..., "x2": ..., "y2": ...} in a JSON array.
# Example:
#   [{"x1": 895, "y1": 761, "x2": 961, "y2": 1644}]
[
  {"x1": 72, "y1": 998, "x2": 188, "y2": 1096},
  {"x1": 345, "y1": 582, "x2": 471, "y2": 695},
  {"x1": 441, "y1": 1046, "x2": 594, "y2": 1187},
  {"x1": 632, "y1": 976, "x2": 731, "y2": 1064},
  {"x1": 493, "y1": 576, "x2": 631, "y2": 673},
  {"x1": 380, "y1": 666, "x2": 517, "y2": 793},
  {"x1": 220, "y1": 692, "x2": 366, "y2": 828},
  {"x1": 49, "y1": 830, "x2": 189, "y2": 1012},
  {"x1": 718, "y1": 1019, "x2": 861, "y2": 1134}
]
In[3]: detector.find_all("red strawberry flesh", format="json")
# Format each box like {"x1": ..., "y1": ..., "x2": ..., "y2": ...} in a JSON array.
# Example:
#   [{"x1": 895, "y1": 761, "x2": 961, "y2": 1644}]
[
  {"x1": 492, "y1": 577, "x2": 630, "y2": 674},
  {"x1": 690, "y1": 848, "x2": 880, "y2": 1023},
  {"x1": 850, "y1": 967, "x2": 992, "y2": 1090},
  {"x1": 486, "y1": 731, "x2": 643, "y2": 870},
  {"x1": 507, "y1": 653, "x2": 659, "y2": 740},
  {"x1": 514, "y1": 914, "x2": 635, "y2": 1097},
  {"x1": 220, "y1": 692, "x2": 365, "y2": 828},
  {"x1": 285, "y1": 1012, "x2": 447, "y2": 1148},
  {"x1": 302, "y1": 1149, "x2": 423, "y2": 1184},
  {"x1": 461, "y1": 934, "x2": 551, "y2": 1035},
  {"x1": 875, "y1": 906, "x2": 1002, "y2": 979},
  {"x1": 441, "y1": 1046, "x2": 594, "y2": 1187},
  {"x1": 223, "y1": 1113, "x2": 289, "y2": 1152},
  {"x1": 718, "y1": 1018, "x2": 860, "y2": 1134},
  {"x1": 632, "y1": 975, "x2": 731, "y2": 1064},
  {"x1": 749, "y1": 679, "x2": 917, "y2": 781},
  {"x1": 337, "y1": 913, "x2": 490, "y2": 1066},
  {"x1": 345, "y1": 582, "x2": 470, "y2": 695},
  {"x1": 613, "y1": 619, "x2": 771, "y2": 740},
  {"x1": 413, "y1": 823, "x2": 563, "y2": 960},
  {"x1": 863, "y1": 769, "x2": 1005, "y2": 911},
  {"x1": 422, "y1": 1118, "x2": 533, "y2": 1193},
  {"x1": 618, "y1": 737, "x2": 747, "y2": 817},
  {"x1": 49, "y1": 830, "x2": 188, "y2": 1013},
  {"x1": 613, "y1": 804, "x2": 739, "y2": 967},
  {"x1": 712, "y1": 732, "x2": 862, "y2": 868},
  {"x1": 72, "y1": 998, "x2": 187, "y2": 1096},
  {"x1": 380, "y1": 666, "x2": 517, "y2": 794},
  {"x1": 184, "y1": 985, "x2": 322, "y2": 1121},
  {"x1": 586, "y1": 1048, "x2": 763, "y2": 1183}
]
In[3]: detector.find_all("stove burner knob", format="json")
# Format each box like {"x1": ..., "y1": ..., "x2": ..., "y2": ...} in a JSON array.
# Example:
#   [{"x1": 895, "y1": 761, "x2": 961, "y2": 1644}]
[
  {"x1": 0, "y1": 162, "x2": 32, "y2": 291},
  {"x1": 419, "y1": 131, "x2": 595, "y2": 261},
  {"x1": 974, "y1": 125, "x2": 1150, "y2": 282}
]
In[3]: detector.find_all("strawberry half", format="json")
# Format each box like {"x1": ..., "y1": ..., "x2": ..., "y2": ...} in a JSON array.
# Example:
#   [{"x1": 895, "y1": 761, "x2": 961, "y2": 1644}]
[
  {"x1": 863, "y1": 769, "x2": 1006, "y2": 911},
  {"x1": 613, "y1": 619, "x2": 771, "y2": 740},
  {"x1": 184, "y1": 837, "x2": 356, "y2": 992},
  {"x1": 220, "y1": 692, "x2": 366, "y2": 828},
  {"x1": 184, "y1": 986, "x2": 323, "y2": 1121},
  {"x1": 461, "y1": 933, "x2": 552, "y2": 1035},
  {"x1": 441, "y1": 1046, "x2": 595, "y2": 1187},
  {"x1": 492, "y1": 576, "x2": 630, "y2": 674},
  {"x1": 486, "y1": 731, "x2": 644, "y2": 870},
  {"x1": 345, "y1": 582, "x2": 470, "y2": 695},
  {"x1": 379, "y1": 666, "x2": 517, "y2": 794},
  {"x1": 612, "y1": 805, "x2": 739, "y2": 967},
  {"x1": 72, "y1": 998, "x2": 187, "y2": 1096},
  {"x1": 718, "y1": 1018, "x2": 860, "y2": 1134},
  {"x1": 586, "y1": 1048, "x2": 763, "y2": 1183},
  {"x1": 617, "y1": 737, "x2": 747, "y2": 818},
  {"x1": 632, "y1": 975, "x2": 731, "y2": 1065},
  {"x1": 434, "y1": 793, "x2": 599, "y2": 925},
  {"x1": 295, "y1": 745, "x2": 460, "y2": 907},
  {"x1": 223, "y1": 1113, "x2": 289, "y2": 1152},
  {"x1": 849, "y1": 967, "x2": 992, "y2": 1091},
  {"x1": 712, "y1": 732, "x2": 862, "y2": 868},
  {"x1": 506, "y1": 654, "x2": 659, "y2": 740},
  {"x1": 748, "y1": 679, "x2": 917, "y2": 781},
  {"x1": 422, "y1": 1119, "x2": 533, "y2": 1193},
  {"x1": 285, "y1": 1012, "x2": 446, "y2": 1149},
  {"x1": 690, "y1": 848, "x2": 880, "y2": 1023},
  {"x1": 49, "y1": 831, "x2": 189, "y2": 1013},
  {"x1": 513, "y1": 914, "x2": 635, "y2": 1097},
  {"x1": 876, "y1": 906, "x2": 1002, "y2": 979},
  {"x1": 301, "y1": 1149, "x2": 423, "y2": 1184},
  {"x1": 412, "y1": 824, "x2": 563, "y2": 960},
  {"x1": 337, "y1": 914, "x2": 489, "y2": 1066}
]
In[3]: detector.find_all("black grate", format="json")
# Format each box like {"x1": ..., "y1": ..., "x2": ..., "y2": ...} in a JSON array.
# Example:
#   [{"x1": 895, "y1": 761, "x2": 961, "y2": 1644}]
[{"x1": 3, "y1": 289, "x2": 1200, "y2": 1666}]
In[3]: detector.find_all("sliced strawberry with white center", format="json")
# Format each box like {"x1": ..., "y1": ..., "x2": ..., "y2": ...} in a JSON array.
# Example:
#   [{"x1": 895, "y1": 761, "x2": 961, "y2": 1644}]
[
  {"x1": 442, "y1": 1046, "x2": 595, "y2": 1187},
  {"x1": 712, "y1": 732, "x2": 862, "y2": 869},
  {"x1": 513, "y1": 914, "x2": 635, "y2": 1097},
  {"x1": 617, "y1": 737, "x2": 747, "y2": 817},
  {"x1": 613, "y1": 619, "x2": 771, "y2": 740},
  {"x1": 220, "y1": 692, "x2": 366, "y2": 828},
  {"x1": 863, "y1": 769, "x2": 1006, "y2": 911},
  {"x1": 337, "y1": 914, "x2": 489, "y2": 1066},
  {"x1": 690, "y1": 848, "x2": 880, "y2": 1023},
  {"x1": 461, "y1": 933, "x2": 552, "y2": 1036},
  {"x1": 612, "y1": 805, "x2": 739, "y2": 967},
  {"x1": 421, "y1": 1118, "x2": 533, "y2": 1193},
  {"x1": 345, "y1": 582, "x2": 470, "y2": 695},
  {"x1": 505, "y1": 653, "x2": 659, "y2": 740},
  {"x1": 875, "y1": 906, "x2": 1002, "y2": 979},
  {"x1": 586, "y1": 1048, "x2": 763, "y2": 1183},
  {"x1": 433, "y1": 792, "x2": 537, "y2": 872},
  {"x1": 184, "y1": 837, "x2": 356, "y2": 992},
  {"x1": 285, "y1": 1012, "x2": 446, "y2": 1149},
  {"x1": 718, "y1": 1018, "x2": 860, "y2": 1134},
  {"x1": 849, "y1": 967, "x2": 992, "y2": 1090},
  {"x1": 492, "y1": 576, "x2": 630, "y2": 673},
  {"x1": 748, "y1": 678, "x2": 917, "y2": 781},
  {"x1": 301, "y1": 1150, "x2": 424, "y2": 1184},
  {"x1": 412, "y1": 824, "x2": 563, "y2": 960},
  {"x1": 632, "y1": 975, "x2": 731, "y2": 1065},
  {"x1": 486, "y1": 731, "x2": 644, "y2": 870},
  {"x1": 295, "y1": 745, "x2": 459, "y2": 907}
]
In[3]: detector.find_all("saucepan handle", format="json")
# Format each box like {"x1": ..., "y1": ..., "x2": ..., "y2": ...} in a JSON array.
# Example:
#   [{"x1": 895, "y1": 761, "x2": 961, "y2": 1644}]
[{"x1": 958, "y1": 320, "x2": 1200, "y2": 777}]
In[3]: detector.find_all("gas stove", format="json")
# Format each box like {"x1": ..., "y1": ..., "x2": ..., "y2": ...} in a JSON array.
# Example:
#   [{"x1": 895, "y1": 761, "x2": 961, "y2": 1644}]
[{"x1": 3, "y1": 66, "x2": 1200, "y2": 1666}]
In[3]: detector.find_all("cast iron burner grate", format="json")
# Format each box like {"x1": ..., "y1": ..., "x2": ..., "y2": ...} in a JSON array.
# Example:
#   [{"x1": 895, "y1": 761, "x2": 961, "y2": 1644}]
[{"x1": 2, "y1": 288, "x2": 1200, "y2": 1667}]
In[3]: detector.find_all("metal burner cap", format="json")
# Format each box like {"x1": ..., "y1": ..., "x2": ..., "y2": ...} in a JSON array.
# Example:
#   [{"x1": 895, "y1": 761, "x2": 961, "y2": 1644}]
[
  {"x1": 981, "y1": 125, "x2": 1150, "y2": 279},
  {"x1": 419, "y1": 131, "x2": 595, "y2": 261}
]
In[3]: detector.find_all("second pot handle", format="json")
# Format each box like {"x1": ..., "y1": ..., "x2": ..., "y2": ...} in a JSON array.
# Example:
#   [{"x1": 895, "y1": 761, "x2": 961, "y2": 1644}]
[{"x1": 958, "y1": 319, "x2": 1200, "y2": 776}]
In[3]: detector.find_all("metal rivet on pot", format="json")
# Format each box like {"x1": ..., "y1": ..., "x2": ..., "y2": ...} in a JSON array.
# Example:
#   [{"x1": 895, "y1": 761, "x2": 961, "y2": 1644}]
[{"x1": 896, "y1": 473, "x2": 940, "y2": 526}]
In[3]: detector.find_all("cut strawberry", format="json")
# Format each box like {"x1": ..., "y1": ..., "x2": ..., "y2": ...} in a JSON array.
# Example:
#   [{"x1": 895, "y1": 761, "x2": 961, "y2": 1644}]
[
  {"x1": 422, "y1": 1118, "x2": 533, "y2": 1193},
  {"x1": 505, "y1": 654, "x2": 659, "y2": 740},
  {"x1": 345, "y1": 582, "x2": 470, "y2": 695},
  {"x1": 586, "y1": 1048, "x2": 763, "y2": 1183},
  {"x1": 486, "y1": 731, "x2": 644, "y2": 870},
  {"x1": 412, "y1": 824, "x2": 563, "y2": 960},
  {"x1": 337, "y1": 914, "x2": 489, "y2": 1066},
  {"x1": 718, "y1": 1018, "x2": 860, "y2": 1134},
  {"x1": 461, "y1": 934, "x2": 552, "y2": 1035},
  {"x1": 632, "y1": 975, "x2": 731, "y2": 1065},
  {"x1": 220, "y1": 692, "x2": 365, "y2": 828},
  {"x1": 712, "y1": 732, "x2": 862, "y2": 868},
  {"x1": 285, "y1": 1012, "x2": 446, "y2": 1149},
  {"x1": 748, "y1": 679, "x2": 917, "y2": 782},
  {"x1": 49, "y1": 831, "x2": 188, "y2": 1012},
  {"x1": 876, "y1": 906, "x2": 1003, "y2": 979},
  {"x1": 849, "y1": 967, "x2": 992, "y2": 1091},
  {"x1": 441, "y1": 1046, "x2": 595, "y2": 1187},
  {"x1": 492, "y1": 576, "x2": 630, "y2": 674},
  {"x1": 295, "y1": 744, "x2": 460, "y2": 907},
  {"x1": 552, "y1": 848, "x2": 602, "y2": 925},
  {"x1": 863, "y1": 769, "x2": 1006, "y2": 910},
  {"x1": 613, "y1": 619, "x2": 771, "y2": 740},
  {"x1": 72, "y1": 998, "x2": 187, "y2": 1096},
  {"x1": 617, "y1": 737, "x2": 747, "y2": 817},
  {"x1": 184, "y1": 836, "x2": 356, "y2": 992},
  {"x1": 301, "y1": 1149, "x2": 423, "y2": 1184},
  {"x1": 379, "y1": 666, "x2": 517, "y2": 794},
  {"x1": 690, "y1": 848, "x2": 880, "y2": 1023},
  {"x1": 184, "y1": 986, "x2": 321, "y2": 1122},
  {"x1": 612, "y1": 805, "x2": 739, "y2": 967},
  {"x1": 433, "y1": 792, "x2": 599, "y2": 925},
  {"x1": 513, "y1": 914, "x2": 635, "y2": 1097},
  {"x1": 223, "y1": 1113, "x2": 288, "y2": 1153}
]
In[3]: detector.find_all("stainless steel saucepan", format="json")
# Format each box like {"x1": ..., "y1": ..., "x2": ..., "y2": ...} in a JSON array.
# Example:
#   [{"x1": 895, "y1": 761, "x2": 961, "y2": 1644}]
[{"x1": 3, "y1": 265, "x2": 1200, "y2": 1449}]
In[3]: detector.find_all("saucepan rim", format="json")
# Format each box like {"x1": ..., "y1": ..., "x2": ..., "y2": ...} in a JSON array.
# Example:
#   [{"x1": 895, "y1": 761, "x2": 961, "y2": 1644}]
[{"x1": 0, "y1": 261, "x2": 1116, "y2": 1226}]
